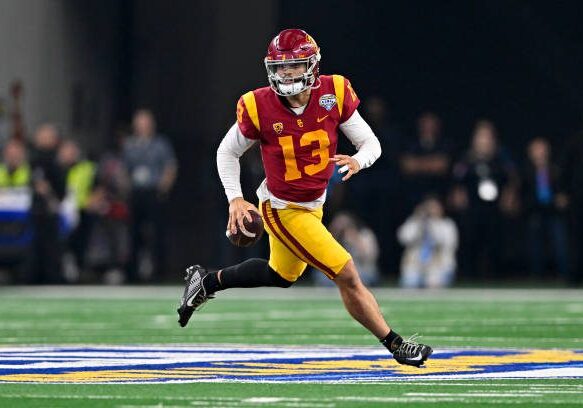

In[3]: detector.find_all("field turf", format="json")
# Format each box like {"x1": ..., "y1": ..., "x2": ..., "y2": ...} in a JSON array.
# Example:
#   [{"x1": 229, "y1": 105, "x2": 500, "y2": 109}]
[{"x1": 0, "y1": 286, "x2": 581, "y2": 407}]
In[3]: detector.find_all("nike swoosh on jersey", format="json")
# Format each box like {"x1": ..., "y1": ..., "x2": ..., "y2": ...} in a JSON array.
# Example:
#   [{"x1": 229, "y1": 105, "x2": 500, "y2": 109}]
[{"x1": 316, "y1": 115, "x2": 329, "y2": 123}]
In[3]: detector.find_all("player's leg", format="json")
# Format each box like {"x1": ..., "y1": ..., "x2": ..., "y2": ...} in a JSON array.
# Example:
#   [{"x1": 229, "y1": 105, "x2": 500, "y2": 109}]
[
  {"x1": 200, "y1": 204, "x2": 308, "y2": 293},
  {"x1": 333, "y1": 259, "x2": 402, "y2": 351},
  {"x1": 176, "y1": 258, "x2": 294, "y2": 327},
  {"x1": 263, "y1": 202, "x2": 433, "y2": 366},
  {"x1": 334, "y1": 258, "x2": 390, "y2": 338},
  {"x1": 335, "y1": 260, "x2": 432, "y2": 366},
  {"x1": 263, "y1": 203, "x2": 386, "y2": 336},
  {"x1": 209, "y1": 258, "x2": 293, "y2": 291},
  {"x1": 177, "y1": 202, "x2": 307, "y2": 327},
  {"x1": 205, "y1": 225, "x2": 308, "y2": 291}
]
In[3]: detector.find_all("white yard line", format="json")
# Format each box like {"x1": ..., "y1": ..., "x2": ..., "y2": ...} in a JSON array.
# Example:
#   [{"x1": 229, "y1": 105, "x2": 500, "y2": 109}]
[
  {"x1": 1, "y1": 286, "x2": 582, "y2": 301},
  {"x1": 0, "y1": 395, "x2": 238, "y2": 401}
]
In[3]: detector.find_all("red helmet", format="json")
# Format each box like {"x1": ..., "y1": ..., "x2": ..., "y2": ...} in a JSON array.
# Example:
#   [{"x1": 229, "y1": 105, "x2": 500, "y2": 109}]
[{"x1": 264, "y1": 29, "x2": 321, "y2": 96}]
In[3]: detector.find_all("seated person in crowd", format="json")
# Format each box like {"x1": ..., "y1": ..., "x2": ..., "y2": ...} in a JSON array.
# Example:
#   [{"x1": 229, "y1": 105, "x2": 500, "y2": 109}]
[{"x1": 398, "y1": 196, "x2": 458, "y2": 288}]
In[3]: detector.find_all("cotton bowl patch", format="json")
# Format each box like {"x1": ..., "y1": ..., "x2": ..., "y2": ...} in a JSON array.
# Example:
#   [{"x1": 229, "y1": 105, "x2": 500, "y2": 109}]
[
  {"x1": 319, "y1": 94, "x2": 337, "y2": 111},
  {"x1": 0, "y1": 345, "x2": 582, "y2": 384}
]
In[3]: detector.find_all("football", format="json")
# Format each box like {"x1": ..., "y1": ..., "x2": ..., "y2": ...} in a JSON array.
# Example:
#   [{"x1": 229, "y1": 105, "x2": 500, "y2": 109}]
[{"x1": 226, "y1": 210, "x2": 264, "y2": 247}]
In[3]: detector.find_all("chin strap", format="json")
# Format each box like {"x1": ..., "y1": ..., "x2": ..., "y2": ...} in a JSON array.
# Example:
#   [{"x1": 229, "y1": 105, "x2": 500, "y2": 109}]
[{"x1": 311, "y1": 76, "x2": 322, "y2": 90}]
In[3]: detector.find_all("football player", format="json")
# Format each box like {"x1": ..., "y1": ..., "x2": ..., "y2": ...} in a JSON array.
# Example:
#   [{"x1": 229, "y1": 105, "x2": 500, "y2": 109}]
[{"x1": 177, "y1": 29, "x2": 432, "y2": 367}]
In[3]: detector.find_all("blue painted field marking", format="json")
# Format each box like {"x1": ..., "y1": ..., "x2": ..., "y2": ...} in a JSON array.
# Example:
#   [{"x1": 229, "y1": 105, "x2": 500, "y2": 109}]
[{"x1": 0, "y1": 346, "x2": 581, "y2": 383}]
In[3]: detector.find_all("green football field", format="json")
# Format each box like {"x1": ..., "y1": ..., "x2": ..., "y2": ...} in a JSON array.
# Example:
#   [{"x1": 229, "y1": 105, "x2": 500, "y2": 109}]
[{"x1": 0, "y1": 286, "x2": 582, "y2": 407}]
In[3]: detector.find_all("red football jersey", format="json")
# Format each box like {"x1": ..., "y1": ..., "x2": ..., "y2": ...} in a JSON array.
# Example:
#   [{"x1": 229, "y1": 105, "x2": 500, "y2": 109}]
[{"x1": 236, "y1": 75, "x2": 360, "y2": 202}]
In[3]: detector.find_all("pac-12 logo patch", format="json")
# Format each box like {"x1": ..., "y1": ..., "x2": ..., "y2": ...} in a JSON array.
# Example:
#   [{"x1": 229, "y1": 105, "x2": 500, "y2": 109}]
[{"x1": 319, "y1": 94, "x2": 337, "y2": 111}]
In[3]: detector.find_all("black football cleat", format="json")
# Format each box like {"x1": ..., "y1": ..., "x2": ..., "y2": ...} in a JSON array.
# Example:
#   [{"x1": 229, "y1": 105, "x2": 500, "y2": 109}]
[
  {"x1": 177, "y1": 265, "x2": 214, "y2": 328},
  {"x1": 392, "y1": 335, "x2": 433, "y2": 367}
]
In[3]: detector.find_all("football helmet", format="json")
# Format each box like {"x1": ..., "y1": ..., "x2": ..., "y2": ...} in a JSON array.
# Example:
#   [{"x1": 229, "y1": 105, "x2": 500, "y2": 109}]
[{"x1": 265, "y1": 29, "x2": 321, "y2": 96}]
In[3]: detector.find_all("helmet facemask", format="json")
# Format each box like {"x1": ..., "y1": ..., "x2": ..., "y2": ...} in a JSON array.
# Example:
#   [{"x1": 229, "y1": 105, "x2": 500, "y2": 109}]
[{"x1": 265, "y1": 53, "x2": 321, "y2": 96}]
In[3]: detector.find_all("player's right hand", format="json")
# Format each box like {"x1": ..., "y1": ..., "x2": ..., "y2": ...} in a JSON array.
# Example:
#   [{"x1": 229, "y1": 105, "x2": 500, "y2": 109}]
[{"x1": 228, "y1": 197, "x2": 260, "y2": 236}]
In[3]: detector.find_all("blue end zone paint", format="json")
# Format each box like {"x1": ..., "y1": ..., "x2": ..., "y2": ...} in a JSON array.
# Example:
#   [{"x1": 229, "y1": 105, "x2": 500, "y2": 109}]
[{"x1": 0, "y1": 345, "x2": 581, "y2": 383}]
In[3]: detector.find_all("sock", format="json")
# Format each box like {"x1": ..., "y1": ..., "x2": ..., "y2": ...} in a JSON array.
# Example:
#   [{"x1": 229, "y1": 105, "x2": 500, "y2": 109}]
[
  {"x1": 380, "y1": 330, "x2": 403, "y2": 353},
  {"x1": 202, "y1": 271, "x2": 222, "y2": 294},
  {"x1": 210, "y1": 258, "x2": 293, "y2": 291}
]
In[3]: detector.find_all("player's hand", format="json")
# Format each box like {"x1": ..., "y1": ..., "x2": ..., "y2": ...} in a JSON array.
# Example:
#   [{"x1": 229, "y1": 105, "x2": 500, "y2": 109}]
[
  {"x1": 330, "y1": 154, "x2": 361, "y2": 181},
  {"x1": 227, "y1": 197, "x2": 260, "y2": 236}
]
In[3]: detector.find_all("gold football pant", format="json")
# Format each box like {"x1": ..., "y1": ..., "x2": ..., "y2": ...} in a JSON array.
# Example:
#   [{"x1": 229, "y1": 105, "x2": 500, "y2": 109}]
[{"x1": 259, "y1": 200, "x2": 352, "y2": 282}]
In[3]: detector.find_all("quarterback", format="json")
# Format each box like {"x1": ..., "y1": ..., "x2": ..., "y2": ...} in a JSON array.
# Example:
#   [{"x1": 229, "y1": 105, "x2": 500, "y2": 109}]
[{"x1": 177, "y1": 29, "x2": 432, "y2": 367}]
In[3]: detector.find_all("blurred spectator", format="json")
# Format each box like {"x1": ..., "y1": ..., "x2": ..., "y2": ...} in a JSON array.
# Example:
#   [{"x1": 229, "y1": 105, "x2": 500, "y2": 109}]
[
  {"x1": 450, "y1": 120, "x2": 518, "y2": 279},
  {"x1": 0, "y1": 139, "x2": 31, "y2": 281},
  {"x1": 88, "y1": 128, "x2": 130, "y2": 283},
  {"x1": 313, "y1": 212, "x2": 380, "y2": 286},
  {"x1": 521, "y1": 138, "x2": 569, "y2": 280},
  {"x1": 0, "y1": 139, "x2": 30, "y2": 187},
  {"x1": 57, "y1": 139, "x2": 97, "y2": 280},
  {"x1": 123, "y1": 109, "x2": 177, "y2": 282},
  {"x1": 29, "y1": 124, "x2": 66, "y2": 283},
  {"x1": 399, "y1": 112, "x2": 452, "y2": 209},
  {"x1": 397, "y1": 196, "x2": 458, "y2": 288}
]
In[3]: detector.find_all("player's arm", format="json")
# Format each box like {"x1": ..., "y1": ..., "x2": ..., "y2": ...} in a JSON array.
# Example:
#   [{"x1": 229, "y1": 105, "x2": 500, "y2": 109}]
[
  {"x1": 332, "y1": 109, "x2": 382, "y2": 181},
  {"x1": 216, "y1": 122, "x2": 259, "y2": 235}
]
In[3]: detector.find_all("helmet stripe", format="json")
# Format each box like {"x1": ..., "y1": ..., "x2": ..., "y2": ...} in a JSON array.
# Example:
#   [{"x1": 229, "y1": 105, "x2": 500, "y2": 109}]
[
  {"x1": 242, "y1": 91, "x2": 260, "y2": 131},
  {"x1": 332, "y1": 75, "x2": 345, "y2": 118}
]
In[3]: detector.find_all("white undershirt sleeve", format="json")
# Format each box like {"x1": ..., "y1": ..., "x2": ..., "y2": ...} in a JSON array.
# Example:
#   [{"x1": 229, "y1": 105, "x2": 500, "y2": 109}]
[
  {"x1": 216, "y1": 123, "x2": 258, "y2": 202},
  {"x1": 339, "y1": 109, "x2": 382, "y2": 170}
]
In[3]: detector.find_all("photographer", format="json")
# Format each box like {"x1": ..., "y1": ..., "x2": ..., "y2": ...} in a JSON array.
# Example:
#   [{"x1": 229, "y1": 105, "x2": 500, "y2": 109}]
[{"x1": 397, "y1": 196, "x2": 458, "y2": 288}]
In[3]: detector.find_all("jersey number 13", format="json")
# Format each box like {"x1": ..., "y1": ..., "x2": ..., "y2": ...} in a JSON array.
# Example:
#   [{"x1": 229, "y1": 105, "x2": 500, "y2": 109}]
[{"x1": 277, "y1": 129, "x2": 330, "y2": 181}]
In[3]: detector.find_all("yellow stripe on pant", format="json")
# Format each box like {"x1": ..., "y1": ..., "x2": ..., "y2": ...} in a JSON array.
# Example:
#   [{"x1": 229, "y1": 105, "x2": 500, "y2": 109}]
[{"x1": 260, "y1": 201, "x2": 352, "y2": 282}]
